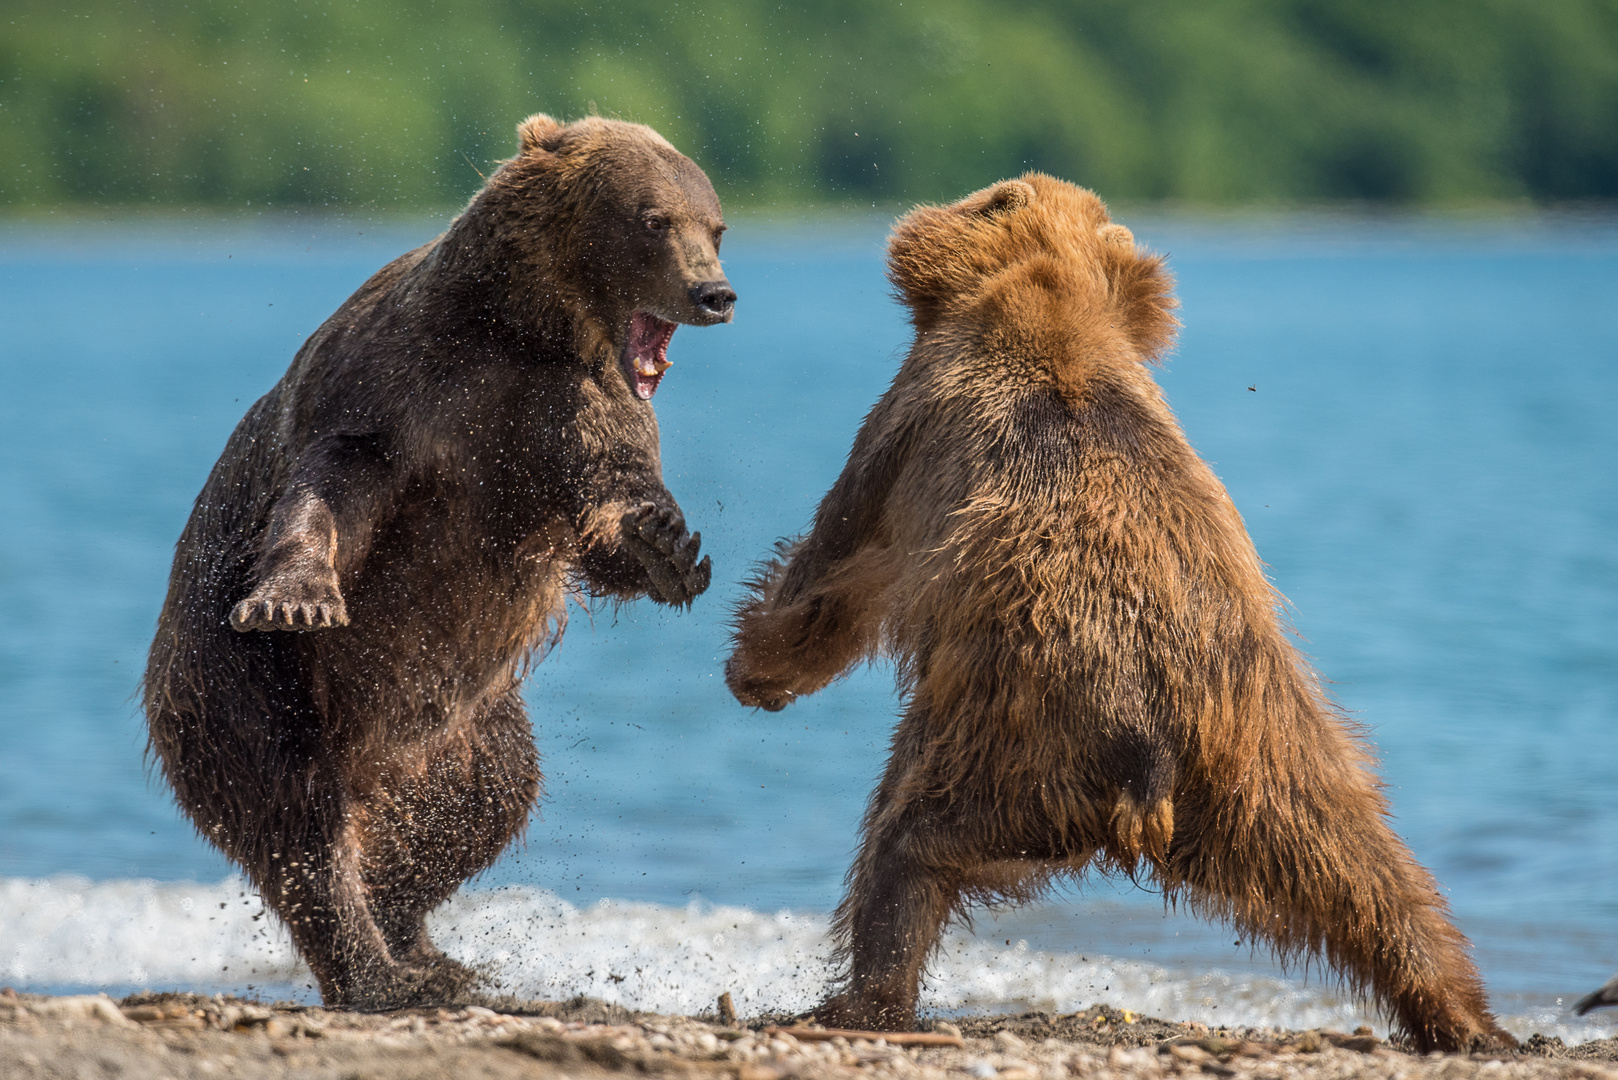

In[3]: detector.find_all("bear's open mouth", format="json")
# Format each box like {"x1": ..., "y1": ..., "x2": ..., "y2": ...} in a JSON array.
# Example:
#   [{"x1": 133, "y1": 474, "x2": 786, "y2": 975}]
[{"x1": 624, "y1": 311, "x2": 677, "y2": 400}]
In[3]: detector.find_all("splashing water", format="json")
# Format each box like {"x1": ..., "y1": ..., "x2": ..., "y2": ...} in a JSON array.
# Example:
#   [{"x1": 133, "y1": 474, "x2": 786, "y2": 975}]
[{"x1": 3, "y1": 876, "x2": 1612, "y2": 1045}]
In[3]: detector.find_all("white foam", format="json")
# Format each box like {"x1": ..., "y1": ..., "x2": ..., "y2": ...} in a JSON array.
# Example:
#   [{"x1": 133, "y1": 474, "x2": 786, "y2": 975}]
[
  {"x1": 0, "y1": 876, "x2": 300, "y2": 992},
  {"x1": 2, "y1": 876, "x2": 1613, "y2": 1046}
]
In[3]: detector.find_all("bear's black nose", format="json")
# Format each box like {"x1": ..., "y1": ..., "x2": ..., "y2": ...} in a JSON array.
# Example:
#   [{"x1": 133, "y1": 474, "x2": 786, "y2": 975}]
[{"x1": 690, "y1": 280, "x2": 737, "y2": 320}]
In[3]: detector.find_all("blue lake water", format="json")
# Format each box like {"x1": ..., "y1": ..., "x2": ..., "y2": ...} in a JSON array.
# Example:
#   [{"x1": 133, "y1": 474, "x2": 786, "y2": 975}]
[{"x1": 0, "y1": 211, "x2": 1615, "y2": 1037}]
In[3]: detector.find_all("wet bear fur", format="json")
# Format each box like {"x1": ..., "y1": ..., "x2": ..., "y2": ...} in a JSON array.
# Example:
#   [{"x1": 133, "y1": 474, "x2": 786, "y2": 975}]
[
  {"x1": 725, "y1": 175, "x2": 1514, "y2": 1053},
  {"x1": 144, "y1": 114, "x2": 732, "y2": 1010}
]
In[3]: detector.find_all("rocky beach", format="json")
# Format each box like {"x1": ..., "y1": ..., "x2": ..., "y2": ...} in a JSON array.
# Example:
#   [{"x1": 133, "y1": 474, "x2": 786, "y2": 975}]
[{"x1": 3, "y1": 991, "x2": 1614, "y2": 1080}]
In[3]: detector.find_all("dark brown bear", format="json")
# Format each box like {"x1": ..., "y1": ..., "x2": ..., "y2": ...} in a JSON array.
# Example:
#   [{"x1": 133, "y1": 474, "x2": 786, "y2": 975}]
[
  {"x1": 725, "y1": 175, "x2": 1514, "y2": 1053},
  {"x1": 144, "y1": 113, "x2": 733, "y2": 1010}
]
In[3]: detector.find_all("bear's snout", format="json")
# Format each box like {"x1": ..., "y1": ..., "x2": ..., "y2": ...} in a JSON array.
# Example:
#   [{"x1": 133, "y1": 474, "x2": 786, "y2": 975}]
[{"x1": 688, "y1": 280, "x2": 737, "y2": 323}]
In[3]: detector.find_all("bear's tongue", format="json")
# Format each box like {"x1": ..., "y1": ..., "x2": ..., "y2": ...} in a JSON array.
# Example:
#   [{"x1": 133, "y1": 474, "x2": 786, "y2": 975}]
[{"x1": 624, "y1": 311, "x2": 677, "y2": 400}]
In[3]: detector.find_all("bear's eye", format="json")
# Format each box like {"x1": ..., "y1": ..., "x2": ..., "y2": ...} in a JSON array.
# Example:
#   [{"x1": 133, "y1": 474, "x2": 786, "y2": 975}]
[
  {"x1": 644, "y1": 215, "x2": 668, "y2": 233},
  {"x1": 712, "y1": 225, "x2": 726, "y2": 250}
]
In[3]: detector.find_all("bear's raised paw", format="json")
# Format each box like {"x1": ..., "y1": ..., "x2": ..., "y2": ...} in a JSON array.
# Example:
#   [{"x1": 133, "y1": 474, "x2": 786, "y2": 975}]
[
  {"x1": 621, "y1": 502, "x2": 712, "y2": 607},
  {"x1": 230, "y1": 570, "x2": 350, "y2": 632}
]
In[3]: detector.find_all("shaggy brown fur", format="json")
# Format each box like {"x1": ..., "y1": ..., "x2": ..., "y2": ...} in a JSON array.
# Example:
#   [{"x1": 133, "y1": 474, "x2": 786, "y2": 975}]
[
  {"x1": 725, "y1": 175, "x2": 1514, "y2": 1053},
  {"x1": 144, "y1": 114, "x2": 732, "y2": 1010}
]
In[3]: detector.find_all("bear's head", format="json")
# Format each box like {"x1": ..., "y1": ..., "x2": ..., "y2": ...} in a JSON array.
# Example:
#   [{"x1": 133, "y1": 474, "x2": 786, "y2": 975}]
[
  {"x1": 887, "y1": 174, "x2": 1177, "y2": 364},
  {"x1": 481, "y1": 113, "x2": 736, "y2": 400}
]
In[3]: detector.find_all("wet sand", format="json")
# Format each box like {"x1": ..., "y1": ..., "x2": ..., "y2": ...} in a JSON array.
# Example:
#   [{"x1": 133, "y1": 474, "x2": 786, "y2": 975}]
[{"x1": 1, "y1": 990, "x2": 1614, "y2": 1080}]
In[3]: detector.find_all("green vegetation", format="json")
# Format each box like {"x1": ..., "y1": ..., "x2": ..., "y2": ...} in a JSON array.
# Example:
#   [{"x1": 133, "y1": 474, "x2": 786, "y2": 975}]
[{"x1": 4, "y1": 0, "x2": 1617, "y2": 210}]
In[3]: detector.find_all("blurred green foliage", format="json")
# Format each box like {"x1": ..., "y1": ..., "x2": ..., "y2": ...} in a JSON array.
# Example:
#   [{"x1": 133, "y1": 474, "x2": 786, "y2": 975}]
[{"x1": 4, "y1": 0, "x2": 1617, "y2": 209}]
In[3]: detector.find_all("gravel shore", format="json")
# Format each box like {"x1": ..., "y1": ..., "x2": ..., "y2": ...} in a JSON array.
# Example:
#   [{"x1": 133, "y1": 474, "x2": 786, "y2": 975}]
[{"x1": 2, "y1": 990, "x2": 1614, "y2": 1080}]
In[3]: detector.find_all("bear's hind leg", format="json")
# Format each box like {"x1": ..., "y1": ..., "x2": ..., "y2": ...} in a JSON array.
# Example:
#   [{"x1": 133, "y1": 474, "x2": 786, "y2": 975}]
[
  {"x1": 821, "y1": 795, "x2": 1073, "y2": 1032},
  {"x1": 251, "y1": 780, "x2": 427, "y2": 1011},
  {"x1": 356, "y1": 690, "x2": 541, "y2": 990},
  {"x1": 149, "y1": 679, "x2": 426, "y2": 1010},
  {"x1": 1172, "y1": 736, "x2": 1514, "y2": 1053},
  {"x1": 817, "y1": 702, "x2": 1076, "y2": 1031},
  {"x1": 818, "y1": 800, "x2": 966, "y2": 1031}
]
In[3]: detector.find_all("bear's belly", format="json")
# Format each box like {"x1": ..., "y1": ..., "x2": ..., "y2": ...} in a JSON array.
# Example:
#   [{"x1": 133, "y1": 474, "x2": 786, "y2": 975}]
[{"x1": 301, "y1": 525, "x2": 570, "y2": 742}]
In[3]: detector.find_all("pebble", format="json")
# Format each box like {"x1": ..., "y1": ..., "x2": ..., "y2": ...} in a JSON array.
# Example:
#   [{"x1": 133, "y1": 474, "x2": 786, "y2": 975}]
[
  {"x1": 261, "y1": 1017, "x2": 297, "y2": 1039},
  {"x1": 27, "y1": 994, "x2": 135, "y2": 1027}
]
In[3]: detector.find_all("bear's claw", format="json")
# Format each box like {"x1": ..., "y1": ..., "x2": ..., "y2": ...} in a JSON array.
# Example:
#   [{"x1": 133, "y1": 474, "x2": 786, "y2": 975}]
[
  {"x1": 231, "y1": 571, "x2": 350, "y2": 632},
  {"x1": 622, "y1": 502, "x2": 712, "y2": 607}
]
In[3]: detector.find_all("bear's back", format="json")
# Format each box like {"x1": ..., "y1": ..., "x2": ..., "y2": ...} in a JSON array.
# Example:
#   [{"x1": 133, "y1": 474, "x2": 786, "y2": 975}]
[{"x1": 875, "y1": 285, "x2": 1274, "y2": 689}]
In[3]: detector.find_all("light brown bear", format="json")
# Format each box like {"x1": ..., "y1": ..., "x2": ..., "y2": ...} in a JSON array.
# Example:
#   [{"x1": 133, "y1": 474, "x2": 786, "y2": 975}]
[
  {"x1": 725, "y1": 175, "x2": 1514, "y2": 1052},
  {"x1": 145, "y1": 114, "x2": 732, "y2": 1010}
]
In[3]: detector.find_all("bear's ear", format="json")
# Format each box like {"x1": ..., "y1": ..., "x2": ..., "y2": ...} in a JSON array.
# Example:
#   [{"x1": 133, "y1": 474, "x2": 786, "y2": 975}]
[
  {"x1": 1098, "y1": 225, "x2": 1179, "y2": 363},
  {"x1": 516, "y1": 113, "x2": 566, "y2": 154},
  {"x1": 887, "y1": 179, "x2": 1038, "y2": 328},
  {"x1": 1097, "y1": 223, "x2": 1133, "y2": 249},
  {"x1": 966, "y1": 179, "x2": 1033, "y2": 219}
]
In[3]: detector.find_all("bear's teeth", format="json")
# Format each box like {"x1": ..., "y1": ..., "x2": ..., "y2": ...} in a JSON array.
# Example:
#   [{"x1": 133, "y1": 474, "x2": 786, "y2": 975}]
[{"x1": 635, "y1": 356, "x2": 672, "y2": 377}]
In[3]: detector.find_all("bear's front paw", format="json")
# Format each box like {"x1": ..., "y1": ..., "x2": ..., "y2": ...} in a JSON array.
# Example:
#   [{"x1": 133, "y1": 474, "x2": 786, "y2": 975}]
[
  {"x1": 621, "y1": 502, "x2": 712, "y2": 607},
  {"x1": 724, "y1": 652, "x2": 796, "y2": 711},
  {"x1": 230, "y1": 569, "x2": 350, "y2": 632}
]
